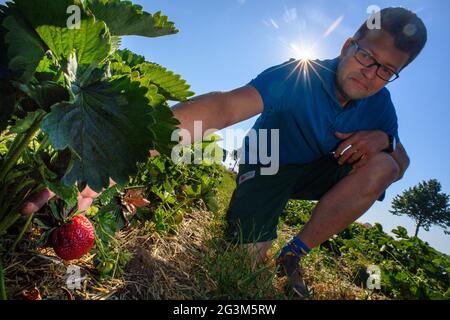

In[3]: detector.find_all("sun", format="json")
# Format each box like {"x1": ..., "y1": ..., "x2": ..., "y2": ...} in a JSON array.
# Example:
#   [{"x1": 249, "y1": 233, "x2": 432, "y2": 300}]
[
  {"x1": 290, "y1": 43, "x2": 317, "y2": 61},
  {"x1": 297, "y1": 49, "x2": 315, "y2": 61}
]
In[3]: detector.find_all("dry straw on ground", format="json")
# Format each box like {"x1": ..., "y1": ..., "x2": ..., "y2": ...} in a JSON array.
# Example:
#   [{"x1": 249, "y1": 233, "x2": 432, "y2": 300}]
[
  {"x1": 2, "y1": 204, "x2": 386, "y2": 300},
  {"x1": 115, "y1": 207, "x2": 217, "y2": 299},
  {"x1": 3, "y1": 205, "x2": 217, "y2": 300}
]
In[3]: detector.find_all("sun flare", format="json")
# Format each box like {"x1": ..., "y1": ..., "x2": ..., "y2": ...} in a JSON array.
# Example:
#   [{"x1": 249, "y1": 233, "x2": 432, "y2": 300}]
[{"x1": 290, "y1": 43, "x2": 316, "y2": 61}]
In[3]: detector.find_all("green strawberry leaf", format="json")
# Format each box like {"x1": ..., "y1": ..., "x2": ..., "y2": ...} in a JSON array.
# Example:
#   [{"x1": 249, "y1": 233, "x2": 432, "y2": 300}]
[
  {"x1": 95, "y1": 184, "x2": 120, "y2": 206},
  {"x1": 204, "y1": 191, "x2": 219, "y2": 213},
  {"x1": 117, "y1": 49, "x2": 145, "y2": 68},
  {"x1": 93, "y1": 204, "x2": 125, "y2": 244},
  {"x1": 34, "y1": 53, "x2": 66, "y2": 83},
  {"x1": 36, "y1": 18, "x2": 112, "y2": 69},
  {"x1": 136, "y1": 62, "x2": 194, "y2": 102},
  {"x1": 3, "y1": 13, "x2": 46, "y2": 82},
  {"x1": 148, "y1": 102, "x2": 180, "y2": 156},
  {"x1": 15, "y1": 81, "x2": 69, "y2": 111},
  {"x1": 41, "y1": 75, "x2": 156, "y2": 192},
  {"x1": 110, "y1": 49, "x2": 145, "y2": 77},
  {"x1": 11, "y1": 0, "x2": 83, "y2": 29},
  {"x1": 109, "y1": 59, "x2": 183, "y2": 156},
  {"x1": 44, "y1": 177, "x2": 79, "y2": 209},
  {"x1": 10, "y1": 110, "x2": 45, "y2": 134},
  {"x1": 85, "y1": 0, "x2": 178, "y2": 37}
]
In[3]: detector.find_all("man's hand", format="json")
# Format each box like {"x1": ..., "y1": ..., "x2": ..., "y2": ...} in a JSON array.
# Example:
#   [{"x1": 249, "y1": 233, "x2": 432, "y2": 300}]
[
  {"x1": 334, "y1": 130, "x2": 389, "y2": 169},
  {"x1": 20, "y1": 182, "x2": 114, "y2": 215},
  {"x1": 148, "y1": 149, "x2": 160, "y2": 157},
  {"x1": 22, "y1": 149, "x2": 162, "y2": 215}
]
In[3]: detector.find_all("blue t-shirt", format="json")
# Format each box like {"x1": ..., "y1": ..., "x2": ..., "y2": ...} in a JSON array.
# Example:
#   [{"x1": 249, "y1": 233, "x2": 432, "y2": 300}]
[{"x1": 243, "y1": 57, "x2": 400, "y2": 166}]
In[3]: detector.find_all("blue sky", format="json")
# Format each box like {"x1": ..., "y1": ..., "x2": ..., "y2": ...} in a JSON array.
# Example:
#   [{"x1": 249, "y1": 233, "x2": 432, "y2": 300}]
[
  {"x1": 3, "y1": 0, "x2": 448, "y2": 253},
  {"x1": 120, "y1": 0, "x2": 450, "y2": 254}
]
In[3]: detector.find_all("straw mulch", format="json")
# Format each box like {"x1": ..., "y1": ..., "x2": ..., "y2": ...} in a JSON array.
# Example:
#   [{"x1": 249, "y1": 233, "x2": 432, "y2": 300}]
[
  {"x1": 2, "y1": 205, "x2": 216, "y2": 300},
  {"x1": 2, "y1": 205, "x2": 387, "y2": 300},
  {"x1": 114, "y1": 207, "x2": 216, "y2": 299}
]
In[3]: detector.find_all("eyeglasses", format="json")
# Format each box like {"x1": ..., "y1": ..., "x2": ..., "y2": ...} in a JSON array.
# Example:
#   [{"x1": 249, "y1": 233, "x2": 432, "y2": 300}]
[{"x1": 351, "y1": 40, "x2": 400, "y2": 83}]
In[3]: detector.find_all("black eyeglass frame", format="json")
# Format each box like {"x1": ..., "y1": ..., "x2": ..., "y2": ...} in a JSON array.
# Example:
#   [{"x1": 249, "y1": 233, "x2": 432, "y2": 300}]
[{"x1": 351, "y1": 40, "x2": 400, "y2": 83}]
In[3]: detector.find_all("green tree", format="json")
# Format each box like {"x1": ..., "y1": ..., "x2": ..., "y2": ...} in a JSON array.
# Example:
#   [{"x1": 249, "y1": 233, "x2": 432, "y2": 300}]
[{"x1": 390, "y1": 179, "x2": 450, "y2": 237}]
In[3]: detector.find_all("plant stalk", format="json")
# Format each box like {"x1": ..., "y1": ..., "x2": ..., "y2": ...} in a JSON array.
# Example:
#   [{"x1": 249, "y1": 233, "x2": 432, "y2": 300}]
[
  {"x1": 0, "y1": 111, "x2": 45, "y2": 182},
  {"x1": 0, "y1": 213, "x2": 21, "y2": 236},
  {"x1": 10, "y1": 213, "x2": 34, "y2": 252}
]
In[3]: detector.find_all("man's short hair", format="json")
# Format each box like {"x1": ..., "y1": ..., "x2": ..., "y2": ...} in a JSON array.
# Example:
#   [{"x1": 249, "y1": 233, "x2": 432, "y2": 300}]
[{"x1": 354, "y1": 7, "x2": 427, "y2": 69}]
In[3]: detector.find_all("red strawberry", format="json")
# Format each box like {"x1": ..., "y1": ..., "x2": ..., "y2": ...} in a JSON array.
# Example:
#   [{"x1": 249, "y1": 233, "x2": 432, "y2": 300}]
[{"x1": 50, "y1": 214, "x2": 95, "y2": 261}]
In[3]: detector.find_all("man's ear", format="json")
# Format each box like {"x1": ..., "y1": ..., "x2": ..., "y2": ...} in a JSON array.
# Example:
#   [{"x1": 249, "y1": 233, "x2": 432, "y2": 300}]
[{"x1": 340, "y1": 38, "x2": 354, "y2": 58}]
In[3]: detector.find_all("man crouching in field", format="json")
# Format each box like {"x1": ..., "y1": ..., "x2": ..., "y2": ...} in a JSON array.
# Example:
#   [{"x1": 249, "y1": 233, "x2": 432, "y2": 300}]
[{"x1": 23, "y1": 7, "x2": 427, "y2": 299}]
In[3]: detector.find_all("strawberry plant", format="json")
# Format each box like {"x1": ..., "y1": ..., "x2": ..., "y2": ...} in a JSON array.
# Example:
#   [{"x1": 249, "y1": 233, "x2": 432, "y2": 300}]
[
  {"x1": 282, "y1": 200, "x2": 450, "y2": 299},
  {"x1": 0, "y1": 0, "x2": 194, "y2": 238},
  {"x1": 322, "y1": 222, "x2": 450, "y2": 299},
  {"x1": 91, "y1": 137, "x2": 225, "y2": 237},
  {"x1": 131, "y1": 137, "x2": 224, "y2": 231}
]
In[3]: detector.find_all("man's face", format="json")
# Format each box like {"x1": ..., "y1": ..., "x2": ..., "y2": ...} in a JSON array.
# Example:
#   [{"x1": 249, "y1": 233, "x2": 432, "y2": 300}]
[{"x1": 336, "y1": 30, "x2": 410, "y2": 103}]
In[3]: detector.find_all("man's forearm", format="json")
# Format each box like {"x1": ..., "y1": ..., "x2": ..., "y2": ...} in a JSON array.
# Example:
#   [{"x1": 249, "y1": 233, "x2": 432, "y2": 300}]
[
  {"x1": 172, "y1": 92, "x2": 229, "y2": 146},
  {"x1": 390, "y1": 143, "x2": 410, "y2": 182}
]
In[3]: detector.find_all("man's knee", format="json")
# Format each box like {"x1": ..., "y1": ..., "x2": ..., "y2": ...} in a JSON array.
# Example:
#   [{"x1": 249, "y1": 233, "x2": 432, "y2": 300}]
[{"x1": 356, "y1": 152, "x2": 400, "y2": 196}]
